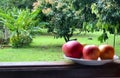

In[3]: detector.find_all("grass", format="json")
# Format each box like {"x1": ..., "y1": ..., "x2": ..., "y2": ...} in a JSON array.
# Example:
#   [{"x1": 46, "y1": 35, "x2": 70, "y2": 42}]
[
  {"x1": 0, "y1": 31, "x2": 120, "y2": 62},
  {"x1": 0, "y1": 36, "x2": 65, "y2": 62}
]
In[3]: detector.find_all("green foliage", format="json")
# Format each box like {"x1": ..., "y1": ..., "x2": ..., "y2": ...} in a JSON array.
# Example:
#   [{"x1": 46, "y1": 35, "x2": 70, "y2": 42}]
[
  {"x1": 91, "y1": 0, "x2": 120, "y2": 47},
  {"x1": 91, "y1": 0, "x2": 120, "y2": 33},
  {"x1": 0, "y1": 7, "x2": 40, "y2": 48},
  {"x1": 52, "y1": 8, "x2": 78, "y2": 42},
  {"x1": 36, "y1": 0, "x2": 85, "y2": 42},
  {"x1": 0, "y1": 7, "x2": 40, "y2": 31},
  {"x1": 10, "y1": 31, "x2": 32, "y2": 48},
  {"x1": 0, "y1": 0, "x2": 36, "y2": 9},
  {"x1": 98, "y1": 29, "x2": 108, "y2": 43},
  {"x1": 72, "y1": 0, "x2": 97, "y2": 25}
]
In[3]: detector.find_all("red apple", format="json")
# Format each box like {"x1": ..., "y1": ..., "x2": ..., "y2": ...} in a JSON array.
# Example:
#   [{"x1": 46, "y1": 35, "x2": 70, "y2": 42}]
[
  {"x1": 99, "y1": 44, "x2": 114, "y2": 60},
  {"x1": 82, "y1": 45, "x2": 100, "y2": 60},
  {"x1": 62, "y1": 41, "x2": 83, "y2": 58}
]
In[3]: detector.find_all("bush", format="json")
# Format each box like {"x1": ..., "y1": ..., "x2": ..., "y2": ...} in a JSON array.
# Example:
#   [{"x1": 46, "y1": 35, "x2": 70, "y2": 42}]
[{"x1": 10, "y1": 31, "x2": 32, "y2": 48}]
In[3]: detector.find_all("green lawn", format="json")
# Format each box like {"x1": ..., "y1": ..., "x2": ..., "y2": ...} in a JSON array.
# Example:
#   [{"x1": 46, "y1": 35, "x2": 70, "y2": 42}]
[
  {"x1": 0, "y1": 36, "x2": 65, "y2": 62},
  {"x1": 0, "y1": 31, "x2": 120, "y2": 62}
]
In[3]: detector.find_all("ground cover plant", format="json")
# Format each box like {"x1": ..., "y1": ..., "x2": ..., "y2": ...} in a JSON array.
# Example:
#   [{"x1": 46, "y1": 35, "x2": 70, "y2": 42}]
[{"x1": 0, "y1": 31, "x2": 120, "y2": 62}]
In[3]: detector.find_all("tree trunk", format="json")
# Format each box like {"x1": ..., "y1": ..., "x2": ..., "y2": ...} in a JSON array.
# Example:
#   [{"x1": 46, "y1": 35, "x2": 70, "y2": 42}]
[
  {"x1": 63, "y1": 36, "x2": 69, "y2": 42},
  {"x1": 4, "y1": 26, "x2": 10, "y2": 40},
  {"x1": 113, "y1": 33, "x2": 115, "y2": 48},
  {"x1": 113, "y1": 27, "x2": 117, "y2": 48}
]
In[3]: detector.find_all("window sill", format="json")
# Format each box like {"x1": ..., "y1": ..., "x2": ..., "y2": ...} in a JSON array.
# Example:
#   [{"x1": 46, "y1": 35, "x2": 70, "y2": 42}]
[{"x1": 0, "y1": 61, "x2": 120, "y2": 78}]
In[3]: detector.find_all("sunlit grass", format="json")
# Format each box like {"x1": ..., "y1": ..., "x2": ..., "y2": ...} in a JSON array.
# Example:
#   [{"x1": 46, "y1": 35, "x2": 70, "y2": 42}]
[
  {"x1": 0, "y1": 36, "x2": 65, "y2": 62},
  {"x1": 0, "y1": 31, "x2": 120, "y2": 62}
]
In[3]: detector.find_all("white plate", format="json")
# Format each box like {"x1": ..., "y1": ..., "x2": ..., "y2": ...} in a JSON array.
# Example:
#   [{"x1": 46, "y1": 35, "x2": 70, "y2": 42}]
[{"x1": 64, "y1": 55, "x2": 119, "y2": 66}]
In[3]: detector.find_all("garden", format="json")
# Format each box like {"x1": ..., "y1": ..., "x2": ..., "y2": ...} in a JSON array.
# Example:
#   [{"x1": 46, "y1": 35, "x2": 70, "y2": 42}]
[{"x1": 0, "y1": 0, "x2": 120, "y2": 62}]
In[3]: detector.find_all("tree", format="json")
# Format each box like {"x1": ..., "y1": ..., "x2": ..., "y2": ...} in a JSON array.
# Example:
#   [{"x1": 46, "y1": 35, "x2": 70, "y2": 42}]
[
  {"x1": 91, "y1": 0, "x2": 120, "y2": 47},
  {"x1": 72, "y1": 0, "x2": 97, "y2": 33},
  {"x1": 33, "y1": 0, "x2": 81, "y2": 42}
]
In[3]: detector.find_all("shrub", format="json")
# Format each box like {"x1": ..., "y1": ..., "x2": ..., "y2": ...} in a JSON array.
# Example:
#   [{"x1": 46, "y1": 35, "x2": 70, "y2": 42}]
[
  {"x1": 10, "y1": 31, "x2": 32, "y2": 48},
  {"x1": 0, "y1": 7, "x2": 41, "y2": 48}
]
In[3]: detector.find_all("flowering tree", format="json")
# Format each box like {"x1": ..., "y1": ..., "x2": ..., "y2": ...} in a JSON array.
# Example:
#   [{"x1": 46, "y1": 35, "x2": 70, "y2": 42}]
[{"x1": 33, "y1": 0, "x2": 82, "y2": 42}]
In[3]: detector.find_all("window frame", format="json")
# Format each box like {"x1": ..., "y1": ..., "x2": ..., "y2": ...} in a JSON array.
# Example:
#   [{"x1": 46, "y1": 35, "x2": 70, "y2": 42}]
[{"x1": 0, "y1": 61, "x2": 120, "y2": 78}]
